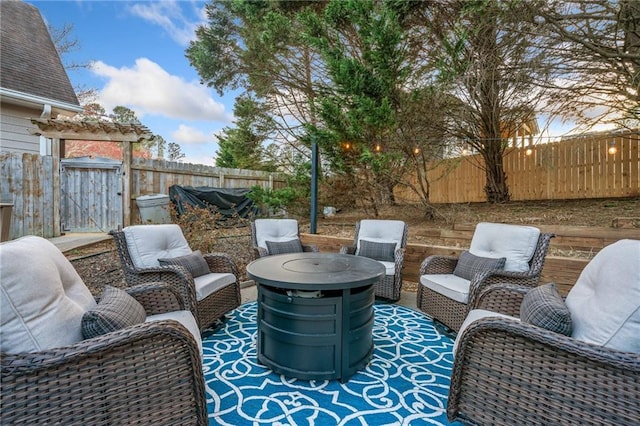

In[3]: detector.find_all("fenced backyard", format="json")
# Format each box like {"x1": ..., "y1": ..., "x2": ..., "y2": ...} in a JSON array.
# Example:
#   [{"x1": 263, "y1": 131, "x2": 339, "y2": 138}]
[
  {"x1": 0, "y1": 153, "x2": 286, "y2": 239},
  {"x1": 1, "y1": 130, "x2": 638, "y2": 243},
  {"x1": 395, "y1": 130, "x2": 639, "y2": 203}
]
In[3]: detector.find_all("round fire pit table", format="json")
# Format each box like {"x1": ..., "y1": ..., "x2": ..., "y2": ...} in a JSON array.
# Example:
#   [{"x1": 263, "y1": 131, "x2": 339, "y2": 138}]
[{"x1": 246, "y1": 252, "x2": 385, "y2": 382}]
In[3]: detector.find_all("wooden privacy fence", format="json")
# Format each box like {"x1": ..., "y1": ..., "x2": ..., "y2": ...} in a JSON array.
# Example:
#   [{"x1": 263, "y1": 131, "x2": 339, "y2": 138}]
[
  {"x1": 0, "y1": 153, "x2": 59, "y2": 238},
  {"x1": 130, "y1": 158, "x2": 286, "y2": 221},
  {"x1": 395, "y1": 131, "x2": 639, "y2": 203},
  {"x1": 131, "y1": 158, "x2": 286, "y2": 195},
  {"x1": 0, "y1": 153, "x2": 286, "y2": 239},
  {"x1": 300, "y1": 223, "x2": 640, "y2": 296}
]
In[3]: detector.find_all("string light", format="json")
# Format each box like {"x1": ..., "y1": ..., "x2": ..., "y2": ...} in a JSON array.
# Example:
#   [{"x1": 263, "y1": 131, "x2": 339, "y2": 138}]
[
  {"x1": 461, "y1": 144, "x2": 469, "y2": 156},
  {"x1": 608, "y1": 141, "x2": 617, "y2": 155},
  {"x1": 413, "y1": 147, "x2": 420, "y2": 155},
  {"x1": 525, "y1": 145, "x2": 533, "y2": 156},
  {"x1": 374, "y1": 144, "x2": 382, "y2": 152}
]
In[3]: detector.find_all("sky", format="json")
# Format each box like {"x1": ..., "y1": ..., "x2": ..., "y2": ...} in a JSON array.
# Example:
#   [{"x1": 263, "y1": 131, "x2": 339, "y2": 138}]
[
  {"x1": 29, "y1": 0, "x2": 234, "y2": 166},
  {"x1": 28, "y1": 0, "x2": 616, "y2": 167}
]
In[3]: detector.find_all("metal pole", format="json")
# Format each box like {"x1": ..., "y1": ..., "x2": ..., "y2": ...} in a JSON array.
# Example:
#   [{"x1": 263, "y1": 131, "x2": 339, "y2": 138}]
[{"x1": 310, "y1": 135, "x2": 318, "y2": 234}]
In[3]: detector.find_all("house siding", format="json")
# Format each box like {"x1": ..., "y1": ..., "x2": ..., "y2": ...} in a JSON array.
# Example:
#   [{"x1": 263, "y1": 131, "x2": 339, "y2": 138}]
[{"x1": 0, "y1": 104, "x2": 42, "y2": 154}]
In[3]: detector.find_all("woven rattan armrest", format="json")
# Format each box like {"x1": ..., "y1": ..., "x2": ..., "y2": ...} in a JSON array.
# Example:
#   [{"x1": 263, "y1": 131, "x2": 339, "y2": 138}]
[
  {"x1": 419, "y1": 255, "x2": 458, "y2": 275},
  {"x1": 394, "y1": 247, "x2": 405, "y2": 271},
  {"x1": 448, "y1": 316, "x2": 640, "y2": 425},
  {"x1": 468, "y1": 282, "x2": 529, "y2": 317},
  {"x1": 203, "y1": 252, "x2": 240, "y2": 276},
  {"x1": 252, "y1": 246, "x2": 268, "y2": 259},
  {"x1": 1, "y1": 320, "x2": 208, "y2": 425},
  {"x1": 474, "y1": 267, "x2": 542, "y2": 289},
  {"x1": 126, "y1": 281, "x2": 186, "y2": 315},
  {"x1": 127, "y1": 265, "x2": 199, "y2": 316}
]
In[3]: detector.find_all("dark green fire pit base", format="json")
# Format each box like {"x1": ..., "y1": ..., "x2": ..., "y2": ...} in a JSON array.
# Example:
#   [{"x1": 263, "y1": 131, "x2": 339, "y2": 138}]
[{"x1": 257, "y1": 283, "x2": 375, "y2": 382}]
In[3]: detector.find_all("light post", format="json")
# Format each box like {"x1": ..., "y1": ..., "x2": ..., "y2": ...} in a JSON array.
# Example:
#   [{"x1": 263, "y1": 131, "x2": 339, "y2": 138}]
[{"x1": 310, "y1": 135, "x2": 318, "y2": 234}]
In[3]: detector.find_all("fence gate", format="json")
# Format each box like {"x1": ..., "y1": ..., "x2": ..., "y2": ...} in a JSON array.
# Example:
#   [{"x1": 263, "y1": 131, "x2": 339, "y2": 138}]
[{"x1": 60, "y1": 157, "x2": 123, "y2": 232}]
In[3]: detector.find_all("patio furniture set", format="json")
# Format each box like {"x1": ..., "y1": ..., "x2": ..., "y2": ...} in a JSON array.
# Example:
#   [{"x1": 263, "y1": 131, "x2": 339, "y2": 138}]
[{"x1": 1, "y1": 219, "x2": 638, "y2": 425}]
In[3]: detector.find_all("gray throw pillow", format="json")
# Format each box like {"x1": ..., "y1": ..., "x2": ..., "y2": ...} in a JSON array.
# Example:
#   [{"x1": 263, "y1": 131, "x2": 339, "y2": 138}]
[
  {"x1": 266, "y1": 238, "x2": 303, "y2": 255},
  {"x1": 358, "y1": 239, "x2": 396, "y2": 262},
  {"x1": 520, "y1": 283, "x2": 573, "y2": 336},
  {"x1": 158, "y1": 250, "x2": 210, "y2": 277},
  {"x1": 453, "y1": 250, "x2": 506, "y2": 281},
  {"x1": 82, "y1": 286, "x2": 147, "y2": 339}
]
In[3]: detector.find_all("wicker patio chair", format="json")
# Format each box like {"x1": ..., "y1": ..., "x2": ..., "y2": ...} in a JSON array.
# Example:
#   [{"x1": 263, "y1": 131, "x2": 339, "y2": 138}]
[
  {"x1": 340, "y1": 220, "x2": 408, "y2": 301},
  {"x1": 1, "y1": 236, "x2": 207, "y2": 425},
  {"x1": 417, "y1": 222, "x2": 554, "y2": 331},
  {"x1": 110, "y1": 224, "x2": 241, "y2": 332},
  {"x1": 447, "y1": 238, "x2": 640, "y2": 425},
  {"x1": 250, "y1": 218, "x2": 318, "y2": 259}
]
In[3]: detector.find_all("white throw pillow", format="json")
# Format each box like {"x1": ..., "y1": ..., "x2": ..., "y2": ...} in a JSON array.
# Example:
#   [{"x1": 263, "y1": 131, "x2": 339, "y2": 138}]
[
  {"x1": 469, "y1": 222, "x2": 540, "y2": 272},
  {"x1": 124, "y1": 224, "x2": 192, "y2": 269},
  {"x1": 0, "y1": 236, "x2": 96, "y2": 354},
  {"x1": 565, "y1": 239, "x2": 640, "y2": 353}
]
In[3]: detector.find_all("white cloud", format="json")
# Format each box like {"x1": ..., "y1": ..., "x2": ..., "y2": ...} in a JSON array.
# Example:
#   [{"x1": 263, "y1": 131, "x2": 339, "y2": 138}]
[
  {"x1": 168, "y1": 125, "x2": 222, "y2": 166},
  {"x1": 181, "y1": 154, "x2": 216, "y2": 167},
  {"x1": 172, "y1": 124, "x2": 210, "y2": 145},
  {"x1": 127, "y1": 0, "x2": 203, "y2": 46},
  {"x1": 91, "y1": 58, "x2": 231, "y2": 123},
  {"x1": 180, "y1": 141, "x2": 219, "y2": 166}
]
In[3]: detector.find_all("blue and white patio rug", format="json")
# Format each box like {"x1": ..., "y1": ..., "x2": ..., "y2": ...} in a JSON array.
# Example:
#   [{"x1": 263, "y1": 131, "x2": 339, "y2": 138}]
[{"x1": 203, "y1": 302, "x2": 462, "y2": 425}]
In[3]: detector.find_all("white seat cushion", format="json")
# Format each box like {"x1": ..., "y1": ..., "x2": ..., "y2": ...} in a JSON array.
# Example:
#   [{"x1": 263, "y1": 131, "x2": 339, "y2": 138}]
[
  {"x1": 146, "y1": 309, "x2": 202, "y2": 353},
  {"x1": 454, "y1": 309, "x2": 518, "y2": 355},
  {"x1": 420, "y1": 274, "x2": 471, "y2": 304},
  {"x1": 193, "y1": 272, "x2": 237, "y2": 301},
  {"x1": 0, "y1": 236, "x2": 97, "y2": 354},
  {"x1": 565, "y1": 239, "x2": 640, "y2": 353},
  {"x1": 378, "y1": 260, "x2": 396, "y2": 276},
  {"x1": 124, "y1": 224, "x2": 192, "y2": 269},
  {"x1": 355, "y1": 220, "x2": 405, "y2": 254},
  {"x1": 254, "y1": 219, "x2": 299, "y2": 252},
  {"x1": 469, "y1": 222, "x2": 541, "y2": 272}
]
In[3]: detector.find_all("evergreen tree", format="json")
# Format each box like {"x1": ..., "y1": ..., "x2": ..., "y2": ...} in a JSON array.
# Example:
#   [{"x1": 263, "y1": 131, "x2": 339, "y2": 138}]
[
  {"x1": 215, "y1": 95, "x2": 272, "y2": 169},
  {"x1": 167, "y1": 142, "x2": 185, "y2": 161}
]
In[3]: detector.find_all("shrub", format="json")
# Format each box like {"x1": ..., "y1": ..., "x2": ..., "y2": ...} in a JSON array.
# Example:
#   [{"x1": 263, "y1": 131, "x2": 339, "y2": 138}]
[
  {"x1": 170, "y1": 203, "x2": 222, "y2": 253},
  {"x1": 170, "y1": 203, "x2": 253, "y2": 280}
]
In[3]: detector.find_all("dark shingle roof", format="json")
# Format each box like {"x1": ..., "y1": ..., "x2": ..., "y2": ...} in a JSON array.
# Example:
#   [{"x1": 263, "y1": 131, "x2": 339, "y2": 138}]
[{"x1": 1, "y1": 0, "x2": 79, "y2": 106}]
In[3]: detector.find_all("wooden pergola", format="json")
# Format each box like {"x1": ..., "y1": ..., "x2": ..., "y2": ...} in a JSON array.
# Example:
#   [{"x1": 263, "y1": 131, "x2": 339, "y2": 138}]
[{"x1": 30, "y1": 118, "x2": 154, "y2": 228}]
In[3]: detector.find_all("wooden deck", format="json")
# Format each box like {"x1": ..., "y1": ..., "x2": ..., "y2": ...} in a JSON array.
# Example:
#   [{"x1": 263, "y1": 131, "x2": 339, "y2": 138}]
[{"x1": 48, "y1": 233, "x2": 110, "y2": 253}]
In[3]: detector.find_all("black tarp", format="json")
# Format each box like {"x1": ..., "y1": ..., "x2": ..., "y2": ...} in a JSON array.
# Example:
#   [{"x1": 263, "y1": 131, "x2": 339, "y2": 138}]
[{"x1": 169, "y1": 185, "x2": 258, "y2": 220}]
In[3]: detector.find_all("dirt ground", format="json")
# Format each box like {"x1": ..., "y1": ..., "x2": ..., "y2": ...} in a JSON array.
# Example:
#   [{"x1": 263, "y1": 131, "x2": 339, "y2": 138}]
[{"x1": 69, "y1": 197, "x2": 639, "y2": 297}]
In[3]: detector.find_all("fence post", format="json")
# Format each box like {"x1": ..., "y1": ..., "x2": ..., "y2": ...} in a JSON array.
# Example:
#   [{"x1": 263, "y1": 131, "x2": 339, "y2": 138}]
[{"x1": 122, "y1": 142, "x2": 132, "y2": 227}]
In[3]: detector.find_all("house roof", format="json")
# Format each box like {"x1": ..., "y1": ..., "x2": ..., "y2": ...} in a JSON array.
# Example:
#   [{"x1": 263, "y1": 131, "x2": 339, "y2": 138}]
[{"x1": 0, "y1": 0, "x2": 80, "y2": 113}]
